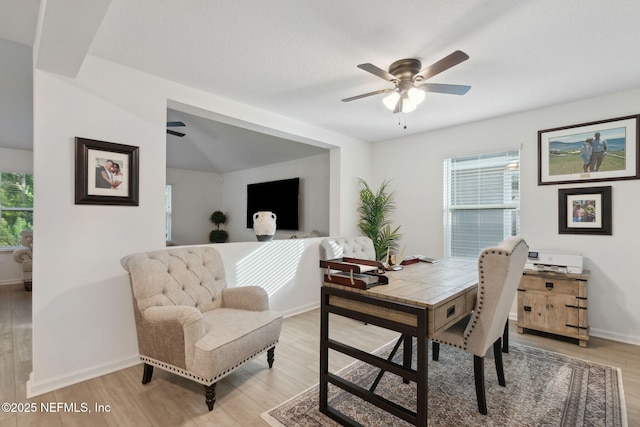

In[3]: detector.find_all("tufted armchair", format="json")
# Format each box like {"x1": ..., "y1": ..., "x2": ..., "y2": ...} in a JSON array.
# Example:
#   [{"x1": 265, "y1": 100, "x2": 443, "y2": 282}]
[
  {"x1": 431, "y1": 236, "x2": 528, "y2": 414},
  {"x1": 12, "y1": 229, "x2": 33, "y2": 291},
  {"x1": 120, "y1": 246, "x2": 283, "y2": 411},
  {"x1": 319, "y1": 236, "x2": 377, "y2": 261}
]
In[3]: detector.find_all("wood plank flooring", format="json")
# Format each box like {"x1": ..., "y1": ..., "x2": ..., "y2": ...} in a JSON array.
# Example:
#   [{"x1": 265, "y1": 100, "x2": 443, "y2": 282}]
[{"x1": 1, "y1": 282, "x2": 638, "y2": 426}]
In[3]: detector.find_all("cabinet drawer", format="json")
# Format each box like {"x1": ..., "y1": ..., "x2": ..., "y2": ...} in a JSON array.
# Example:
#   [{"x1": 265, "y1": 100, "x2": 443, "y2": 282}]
[
  {"x1": 433, "y1": 294, "x2": 467, "y2": 334},
  {"x1": 519, "y1": 275, "x2": 582, "y2": 296}
]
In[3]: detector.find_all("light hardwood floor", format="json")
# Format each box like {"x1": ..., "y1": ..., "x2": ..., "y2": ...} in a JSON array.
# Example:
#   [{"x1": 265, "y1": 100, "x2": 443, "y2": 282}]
[{"x1": 1, "y1": 282, "x2": 638, "y2": 426}]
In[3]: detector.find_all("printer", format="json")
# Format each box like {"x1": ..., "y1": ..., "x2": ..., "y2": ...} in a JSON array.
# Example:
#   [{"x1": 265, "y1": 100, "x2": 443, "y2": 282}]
[{"x1": 524, "y1": 250, "x2": 583, "y2": 274}]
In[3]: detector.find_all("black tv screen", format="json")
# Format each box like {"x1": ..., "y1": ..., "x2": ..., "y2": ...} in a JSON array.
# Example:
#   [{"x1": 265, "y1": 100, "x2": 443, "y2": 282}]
[{"x1": 246, "y1": 178, "x2": 300, "y2": 230}]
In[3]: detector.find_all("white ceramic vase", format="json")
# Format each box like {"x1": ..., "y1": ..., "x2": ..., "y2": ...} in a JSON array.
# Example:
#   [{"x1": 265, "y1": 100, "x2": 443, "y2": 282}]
[{"x1": 253, "y1": 211, "x2": 277, "y2": 241}]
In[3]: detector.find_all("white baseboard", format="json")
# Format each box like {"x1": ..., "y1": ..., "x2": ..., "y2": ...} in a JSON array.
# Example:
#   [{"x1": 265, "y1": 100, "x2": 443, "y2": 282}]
[
  {"x1": 508, "y1": 312, "x2": 640, "y2": 346},
  {"x1": 26, "y1": 354, "x2": 141, "y2": 398},
  {"x1": 0, "y1": 279, "x2": 23, "y2": 286},
  {"x1": 282, "y1": 302, "x2": 320, "y2": 318}
]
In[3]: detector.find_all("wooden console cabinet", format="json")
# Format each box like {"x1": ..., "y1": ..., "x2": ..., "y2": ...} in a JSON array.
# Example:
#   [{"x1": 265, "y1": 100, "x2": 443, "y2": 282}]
[{"x1": 516, "y1": 269, "x2": 590, "y2": 347}]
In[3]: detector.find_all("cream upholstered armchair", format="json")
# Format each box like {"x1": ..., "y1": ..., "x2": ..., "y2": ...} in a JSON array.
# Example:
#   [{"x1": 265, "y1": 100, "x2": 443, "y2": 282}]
[
  {"x1": 319, "y1": 236, "x2": 377, "y2": 261},
  {"x1": 431, "y1": 236, "x2": 529, "y2": 415},
  {"x1": 12, "y1": 229, "x2": 33, "y2": 291},
  {"x1": 120, "y1": 246, "x2": 283, "y2": 411}
]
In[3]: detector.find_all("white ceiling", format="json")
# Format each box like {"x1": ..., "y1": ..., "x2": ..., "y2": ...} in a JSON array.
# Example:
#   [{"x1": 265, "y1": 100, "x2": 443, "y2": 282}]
[{"x1": 3, "y1": 0, "x2": 640, "y2": 171}]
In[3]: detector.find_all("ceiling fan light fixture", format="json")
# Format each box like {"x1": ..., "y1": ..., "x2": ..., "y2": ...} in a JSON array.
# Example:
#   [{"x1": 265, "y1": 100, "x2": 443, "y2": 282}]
[
  {"x1": 400, "y1": 97, "x2": 418, "y2": 113},
  {"x1": 407, "y1": 87, "x2": 426, "y2": 105},
  {"x1": 383, "y1": 91, "x2": 400, "y2": 110}
]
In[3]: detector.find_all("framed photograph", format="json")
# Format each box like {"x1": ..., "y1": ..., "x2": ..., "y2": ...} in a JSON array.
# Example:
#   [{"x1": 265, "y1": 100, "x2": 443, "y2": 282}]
[
  {"x1": 75, "y1": 137, "x2": 139, "y2": 206},
  {"x1": 538, "y1": 114, "x2": 640, "y2": 185},
  {"x1": 558, "y1": 186, "x2": 611, "y2": 235}
]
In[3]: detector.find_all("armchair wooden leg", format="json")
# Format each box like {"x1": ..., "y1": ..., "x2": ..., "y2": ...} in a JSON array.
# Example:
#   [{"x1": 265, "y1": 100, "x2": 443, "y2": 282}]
[
  {"x1": 432, "y1": 341, "x2": 440, "y2": 361},
  {"x1": 494, "y1": 338, "x2": 506, "y2": 386},
  {"x1": 205, "y1": 383, "x2": 217, "y2": 411},
  {"x1": 141, "y1": 363, "x2": 153, "y2": 384},
  {"x1": 474, "y1": 355, "x2": 488, "y2": 415},
  {"x1": 267, "y1": 347, "x2": 275, "y2": 368}
]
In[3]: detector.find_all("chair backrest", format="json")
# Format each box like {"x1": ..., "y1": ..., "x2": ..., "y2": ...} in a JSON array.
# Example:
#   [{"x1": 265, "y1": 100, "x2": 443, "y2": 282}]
[
  {"x1": 463, "y1": 236, "x2": 529, "y2": 356},
  {"x1": 121, "y1": 247, "x2": 227, "y2": 313},
  {"x1": 320, "y1": 236, "x2": 376, "y2": 261}
]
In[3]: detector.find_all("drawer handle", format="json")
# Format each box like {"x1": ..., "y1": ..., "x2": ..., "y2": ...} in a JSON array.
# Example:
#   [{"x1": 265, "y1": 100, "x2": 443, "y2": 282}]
[
  {"x1": 446, "y1": 306, "x2": 456, "y2": 317},
  {"x1": 524, "y1": 306, "x2": 532, "y2": 312},
  {"x1": 545, "y1": 282, "x2": 554, "y2": 290}
]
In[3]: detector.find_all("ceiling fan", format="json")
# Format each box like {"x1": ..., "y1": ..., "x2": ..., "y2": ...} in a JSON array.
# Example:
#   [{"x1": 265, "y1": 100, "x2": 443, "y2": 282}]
[
  {"x1": 167, "y1": 121, "x2": 186, "y2": 137},
  {"x1": 342, "y1": 50, "x2": 471, "y2": 113}
]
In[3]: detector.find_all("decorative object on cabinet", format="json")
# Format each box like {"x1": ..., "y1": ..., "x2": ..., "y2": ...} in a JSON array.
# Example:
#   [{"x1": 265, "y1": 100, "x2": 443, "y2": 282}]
[
  {"x1": 253, "y1": 211, "x2": 277, "y2": 241},
  {"x1": 558, "y1": 186, "x2": 612, "y2": 235},
  {"x1": 209, "y1": 210, "x2": 228, "y2": 243},
  {"x1": 538, "y1": 114, "x2": 640, "y2": 185},
  {"x1": 75, "y1": 137, "x2": 139, "y2": 206},
  {"x1": 517, "y1": 269, "x2": 590, "y2": 347}
]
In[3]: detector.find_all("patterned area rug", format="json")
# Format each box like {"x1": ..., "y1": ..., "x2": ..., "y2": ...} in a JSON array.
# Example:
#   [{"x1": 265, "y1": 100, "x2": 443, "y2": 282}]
[{"x1": 263, "y1": 340, "x2": 627, "y2": 427}]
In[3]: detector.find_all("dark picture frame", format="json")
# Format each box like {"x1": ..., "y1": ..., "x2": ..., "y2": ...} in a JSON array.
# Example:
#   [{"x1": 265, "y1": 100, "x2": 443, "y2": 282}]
[
  {"x1": 75, "y1": 137, "x2": 139, "y2": 206},
  {"x1": 538, "y1": 114, "x2": 640, "y2": 185},
  {"x1": 558, "y1": 186, "x2": 611, "y2": 235}
]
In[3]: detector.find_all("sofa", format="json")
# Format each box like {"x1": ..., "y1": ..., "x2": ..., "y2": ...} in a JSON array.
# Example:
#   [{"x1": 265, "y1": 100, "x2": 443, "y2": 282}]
[{"x1": 12, "y1": 229, "x2": 33, "y2": 291}]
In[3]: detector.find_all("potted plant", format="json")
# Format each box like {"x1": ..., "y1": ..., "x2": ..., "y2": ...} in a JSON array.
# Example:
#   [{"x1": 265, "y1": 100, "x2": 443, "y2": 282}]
[
  {"x1": 357, "y1": 178, "x2": 402, "y2": 261},
  {"x1": 209, "y1": 211, "x2": 228, "y2": 243}
]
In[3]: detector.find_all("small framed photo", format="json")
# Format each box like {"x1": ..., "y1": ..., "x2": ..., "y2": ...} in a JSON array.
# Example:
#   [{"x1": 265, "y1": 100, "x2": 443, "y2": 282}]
[
  {"x1": 75, "y1": 137, "x2": 139, "y2": 206},
  {"x1": 558, "y1": 186, "x2": 612, "y2": 235},
  {"x1": 538, "y1": 114, "x2": 640, "y2": 185}
]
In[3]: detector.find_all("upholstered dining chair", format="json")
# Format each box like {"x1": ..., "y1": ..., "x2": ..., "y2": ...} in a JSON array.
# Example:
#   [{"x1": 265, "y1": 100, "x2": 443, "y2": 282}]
[
  {"x1": 319, "y1": 236, "x2": 377, "y2": 261},
  {"x1": 431, "y1": 236, "x2": 529, "y2": 415}
]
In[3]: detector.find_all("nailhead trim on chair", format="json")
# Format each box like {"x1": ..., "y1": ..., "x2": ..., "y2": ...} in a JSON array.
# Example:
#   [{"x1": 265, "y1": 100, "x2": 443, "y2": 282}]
[
  {"x1": 434, "y1": 239, "x2": 528, "y2": 351},
  {"x1": 140, "y1": 339, "x2": 279, "y2": 386}
]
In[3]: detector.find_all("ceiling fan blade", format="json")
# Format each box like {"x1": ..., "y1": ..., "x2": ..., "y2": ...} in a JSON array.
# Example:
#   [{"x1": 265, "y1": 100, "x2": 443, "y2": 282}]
[
  {"x1": 416, "y1": 83, "x2": 471, "y2": 95},
  {"x1": 414, "y1": 50, "x2": 469, "y2": 82},
  {"x1": 342, "y1": 88, "x2": 393, "y2": 102},
  {"x1": 166, "y1": 121, "x2": 186, "y2": 127},
  {"x1": 418, "y1": 83, "x2": 471, "y2": 95},
  {"x1": 357, "y1": 63, "x2": 398, "y2": 82},
  {"x1": 167, "y1": 129, "x2": 186, "y2": 137}
]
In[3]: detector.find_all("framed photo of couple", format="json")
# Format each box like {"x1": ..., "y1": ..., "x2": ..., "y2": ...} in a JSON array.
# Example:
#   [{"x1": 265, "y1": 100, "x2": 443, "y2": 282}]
[
  {"x1": 538, "y1": 114, "x2": 640, "y2": 185},
  {"x1": 75, "y1": 137, "x2": 139, "y2": 206},
  {"x1": 558, "y1": 186, "x2": 612, "y2": 235}
]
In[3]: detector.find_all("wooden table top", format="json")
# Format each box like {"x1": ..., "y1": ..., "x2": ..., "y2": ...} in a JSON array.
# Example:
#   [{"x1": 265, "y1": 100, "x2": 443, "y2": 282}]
[{"x1": 323, "y1": 258, "x2": 478, "y2": 309}]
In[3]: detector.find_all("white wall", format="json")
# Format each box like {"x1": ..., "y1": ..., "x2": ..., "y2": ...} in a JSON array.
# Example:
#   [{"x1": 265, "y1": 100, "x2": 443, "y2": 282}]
[
  {"x1": 0, "y1": 147, "x2": 34, "y2": 285},
  {"x1": 371, "y1": 87, "x2": 640, "y2": 345},
  {"x1": 223, "y1": 153, "x2": 330, "y2": 242},
  {"x1": 166, "y1": 167, "x2": 223, "y2": 245},
  {"x1": 29, "y1": 55, "x2": 369, "y2": 396}
]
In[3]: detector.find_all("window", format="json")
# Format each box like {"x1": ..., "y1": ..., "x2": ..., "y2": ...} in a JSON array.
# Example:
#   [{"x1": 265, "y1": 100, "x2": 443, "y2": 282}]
[
  {"x1": 0, "y1": 172, "x2": 34, "y2": 248},
  {"x1": 165, "y1": 184, "x2": 172, "y2": 242},
  {"x1": 443, "y1": 150, "x2": 520, "y2": 259}
]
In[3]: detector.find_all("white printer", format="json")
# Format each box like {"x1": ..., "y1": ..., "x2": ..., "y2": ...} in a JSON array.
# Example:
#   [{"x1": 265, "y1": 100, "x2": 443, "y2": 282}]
[{"x1": 524, "y1": 250, "x2": 583, "y2": 274}]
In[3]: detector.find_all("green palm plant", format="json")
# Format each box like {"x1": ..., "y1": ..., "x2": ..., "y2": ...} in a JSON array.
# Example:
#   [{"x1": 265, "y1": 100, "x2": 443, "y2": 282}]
[{"x1": 357, "y1": 178, "x2": 402, "y2": 261}]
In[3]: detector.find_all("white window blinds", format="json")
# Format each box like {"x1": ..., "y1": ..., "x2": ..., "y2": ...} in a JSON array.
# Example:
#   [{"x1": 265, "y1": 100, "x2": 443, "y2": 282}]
[{"x1": 443, "y1": 150, "x2": 520, "y2": 259}]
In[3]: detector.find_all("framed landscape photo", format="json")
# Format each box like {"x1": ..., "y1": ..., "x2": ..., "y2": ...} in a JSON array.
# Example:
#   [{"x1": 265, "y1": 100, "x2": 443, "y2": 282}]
[
  {"x1": 538, "y1": 114, "x2": 640, "y2": 185},
  {"x1": 75, "y1": 137, "x2": 139, "y2": 206},
  {"x1": 558, "y1": 186, "x2": 611, "y2": 235}
]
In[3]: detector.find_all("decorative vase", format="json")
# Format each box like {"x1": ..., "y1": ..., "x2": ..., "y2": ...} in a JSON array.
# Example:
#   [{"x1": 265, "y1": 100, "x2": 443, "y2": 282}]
[{"x1": 253, "y1": 211, "x2": 277, "y2": 241}]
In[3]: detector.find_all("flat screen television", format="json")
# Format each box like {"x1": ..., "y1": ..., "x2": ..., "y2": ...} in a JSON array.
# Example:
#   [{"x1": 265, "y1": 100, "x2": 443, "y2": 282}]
[{"x1": 246, "y1": 177, "x2": 300, "y2": 230}]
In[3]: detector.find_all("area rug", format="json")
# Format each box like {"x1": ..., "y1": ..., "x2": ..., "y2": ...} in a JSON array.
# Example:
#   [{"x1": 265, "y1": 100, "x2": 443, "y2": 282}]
[{"x1": 262, "y1": 340, "x2": 627, "y2": 427}]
